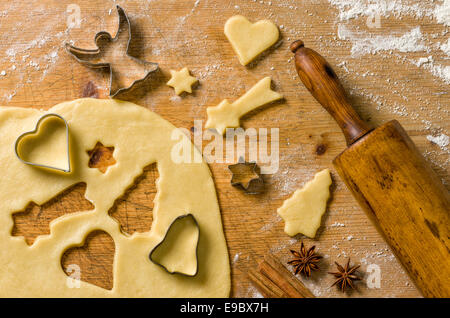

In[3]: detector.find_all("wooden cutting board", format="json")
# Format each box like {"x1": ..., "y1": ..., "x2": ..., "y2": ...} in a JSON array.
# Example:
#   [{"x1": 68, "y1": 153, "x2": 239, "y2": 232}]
[{"x1": 1, "y1": 0, "x2": 448, "y2": 297}]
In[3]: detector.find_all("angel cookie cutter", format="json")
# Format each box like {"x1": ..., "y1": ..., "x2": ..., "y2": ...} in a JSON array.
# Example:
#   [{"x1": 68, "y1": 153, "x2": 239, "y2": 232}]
[
  {"x1": 14, "y1": 113, "x2": 71, "y2": 173},
  {"x1": 65, "y1": 5, "x2": 159, "y2": 97}
]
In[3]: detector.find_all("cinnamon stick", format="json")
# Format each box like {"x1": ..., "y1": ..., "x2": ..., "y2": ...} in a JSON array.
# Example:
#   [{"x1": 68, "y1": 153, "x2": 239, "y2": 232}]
[
  {"x1": 263, "y1": 254, "x2": 315, "y2": 298},
  {"x1": 248, "y1": 254, "x2": 315, "y2": 298},
  {"x1": 248, "y1": 269, "x2": 287, "y2": 298}
]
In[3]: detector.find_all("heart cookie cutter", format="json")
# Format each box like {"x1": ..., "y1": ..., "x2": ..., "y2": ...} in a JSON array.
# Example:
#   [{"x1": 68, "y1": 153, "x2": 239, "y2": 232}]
[
  {"x1": 14, "y1": 113, "x2": 71, "y2": 173},
  {"x1": 149, "y1": 214, "x2": 200, "y2": 277},
  {"x1": 65, "y1": 5, "x2": 159, "y2": 97}
]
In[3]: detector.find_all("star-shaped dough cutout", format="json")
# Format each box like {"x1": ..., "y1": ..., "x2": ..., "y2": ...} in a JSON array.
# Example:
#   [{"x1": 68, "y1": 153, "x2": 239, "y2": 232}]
[
  {"x1": 166, "y1": 67, "x2": 198, "y2": 95},
  {"x1": 87, "y1": 142, "x2": 116, "y2": 173}
]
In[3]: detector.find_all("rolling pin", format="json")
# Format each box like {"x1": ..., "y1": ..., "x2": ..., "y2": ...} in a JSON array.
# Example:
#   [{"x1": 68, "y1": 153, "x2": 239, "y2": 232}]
[{"x1": 290, "y1": 40, "x2": 450, "y2": 298}]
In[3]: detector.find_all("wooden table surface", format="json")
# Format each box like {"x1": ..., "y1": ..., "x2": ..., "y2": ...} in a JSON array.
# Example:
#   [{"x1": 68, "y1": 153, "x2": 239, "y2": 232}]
[{"x1": 1, "y1": 0, "x2": 448, "y2": 297}]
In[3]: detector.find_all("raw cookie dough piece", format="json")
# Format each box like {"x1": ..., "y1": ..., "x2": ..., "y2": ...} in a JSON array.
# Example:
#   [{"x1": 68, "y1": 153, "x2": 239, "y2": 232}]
[
  {"x1": 166, "y1": 67, "x2": 198, "y2": 95},
  {"x1": 205, "y1": 77, "x2": 283, "y2": 134},
  {"x1": 0, "y1": 98, "x2": 230, "y2": 297},
  {"x1": 224, "y1": 15, "x2": 279, "y2": 65},
  {"x1": 277, "y1": 169, "x2": 332, "y2": 238}
]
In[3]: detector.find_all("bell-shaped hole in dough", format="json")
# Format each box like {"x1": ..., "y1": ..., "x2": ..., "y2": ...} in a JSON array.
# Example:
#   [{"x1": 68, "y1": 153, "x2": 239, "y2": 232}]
[
  {"x1": 86, "y1": 141, "x2": 117, "y2": 173},
  {"x1": 11, "y1": 182, "x2": 94, "y2": 245},
  {"x1": 108, "y1": 162, "x2": 158, "y2": 235},
  {"x1": 150, "y1": 214, "x2": 199, "y2": 276},
  {"x1": 61, "y1": 230, "x2": 115, "y2": 290}
]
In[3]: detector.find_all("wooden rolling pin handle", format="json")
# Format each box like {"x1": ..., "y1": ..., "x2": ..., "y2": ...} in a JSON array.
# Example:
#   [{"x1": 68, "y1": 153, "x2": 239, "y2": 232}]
[{"x1": 290, "y1": 40, "x2": 372, "y2": 146}]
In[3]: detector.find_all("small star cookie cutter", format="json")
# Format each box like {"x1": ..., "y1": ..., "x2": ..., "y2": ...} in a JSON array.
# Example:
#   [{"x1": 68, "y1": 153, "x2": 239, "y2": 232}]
[
  {"x1": 65, "y1": 5, "x2": 159, "y2": 97},
  {"x1": 14, "y1": 113, "x2": 71, "y2": 173},
  {"x1": 228, "y1": 157, "x2": 264, "y2": 194},
  {"x1": 149, "y1": 214, "x2": 200, "y2": 277}
]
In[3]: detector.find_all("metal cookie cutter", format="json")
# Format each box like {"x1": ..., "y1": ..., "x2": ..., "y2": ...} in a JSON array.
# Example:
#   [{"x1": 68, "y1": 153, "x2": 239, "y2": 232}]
[
  {"x1": 14, "y1": 113, "x2": 71, "y2": 173},
  {"x1": 149, "y1": 214, "x2": 200, "y2": 277},
  {"x1": 65, "y1": 5, "x2": 159, "y2": 97},
  {"x1": 228, "y1": 157, "x2": 264, "y2": 194}
]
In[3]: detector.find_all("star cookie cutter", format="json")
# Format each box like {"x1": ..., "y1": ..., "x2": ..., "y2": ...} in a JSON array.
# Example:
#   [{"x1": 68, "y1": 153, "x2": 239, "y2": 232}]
[
  {"x1": 65, "y1": 5, "x2": 159, "y2": 97},
  {"x1": 14, "y1": 113, "x2": 71, "y2": 173},
  {"x1": 149, "y1": 214, "x2": 200, "y2": 277},
  {"x1": 228, "y1": 157, "x2": 264, "y2": 194}
]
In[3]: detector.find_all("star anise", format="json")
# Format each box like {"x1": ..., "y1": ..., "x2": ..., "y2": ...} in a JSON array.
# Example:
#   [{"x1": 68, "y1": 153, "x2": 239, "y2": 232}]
[
  {"x1": 287, "y1": 242, "x2": 322, "y2": 277},
  {"x1": 328, "y1": 258, "x2": 361, "y2": 292}
]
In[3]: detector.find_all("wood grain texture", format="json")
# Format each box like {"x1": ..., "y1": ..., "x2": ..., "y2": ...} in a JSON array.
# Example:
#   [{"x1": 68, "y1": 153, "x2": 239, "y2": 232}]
[
  {"x1": 292, "y1": 41, "x2": 450, "y2": 297},
  {"x1": 291, "y1": 40, "x2": 372, "y2": 146},
  {"x1": 334, "y1": 120, "x2": 450, "y2": 298},
  {"x1": 0, "y1": 0, "x2": 448, "y2": 297}
]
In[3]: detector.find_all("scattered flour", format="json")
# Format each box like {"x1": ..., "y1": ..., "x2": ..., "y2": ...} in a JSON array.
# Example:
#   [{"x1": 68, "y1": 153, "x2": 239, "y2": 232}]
[
  {"x1": 434, "y1": 0, "x2": 450, "y2": 26},
  {"x1": 246, "y1": 285, "x2": 263, "y2": 298},
  {"x1": 440, "y1": 38, "x2": 450, "y2": 56},
  {"x1": 328, "y1": 0, "x2": 450, "y2": 25},
  {"x1": 416, "y1": 56, "x2": 433, "y2": 67},
  {"x1": 331, "y1": 1, "x2": 450, "y2": 85},
  {"x1": 232, "y1": 253, "x2": 241, "y2": 264},
  {"x1": 337, "y1": 25, "x2": 428, "y2": 56},
  {"x1": 427, "y1": 133, "x2": 450, "y2": 151}
]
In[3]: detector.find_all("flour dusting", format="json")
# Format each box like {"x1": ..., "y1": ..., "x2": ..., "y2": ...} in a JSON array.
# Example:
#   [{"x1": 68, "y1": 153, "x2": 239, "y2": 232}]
[
  {"x1": 337, "y1": 25, "x2": 428, "y2": 56},
  {"x1": 427, "y1": 133, "x2": 450, "y2": 151},
  {"x1": 434, "y1": 0, "x2": 450, "y2": 26},
  {"x1": 328, "y1": 0, "x2": 449, "y2": 24}
]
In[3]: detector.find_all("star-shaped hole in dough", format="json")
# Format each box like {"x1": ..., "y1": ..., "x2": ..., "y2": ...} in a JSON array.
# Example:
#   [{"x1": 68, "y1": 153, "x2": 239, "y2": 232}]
[
  {"x1": 166, "y1": 67, "x2": 198, "y2": 95},
  {"x1": 87, "y1": 142, "x2": 117, "y2": 173}
]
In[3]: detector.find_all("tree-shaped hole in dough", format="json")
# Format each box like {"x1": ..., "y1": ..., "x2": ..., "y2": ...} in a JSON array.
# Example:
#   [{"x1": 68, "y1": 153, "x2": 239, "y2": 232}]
[
  {"x1": 61, "y1": 230, "x2": 115, "y2": 290},
  {"x1": 11, "y1": 182, "x2": 94, "y2": 245},
  {"x1": 108, "y1": 162, "x2": 158, "y2": 235}
]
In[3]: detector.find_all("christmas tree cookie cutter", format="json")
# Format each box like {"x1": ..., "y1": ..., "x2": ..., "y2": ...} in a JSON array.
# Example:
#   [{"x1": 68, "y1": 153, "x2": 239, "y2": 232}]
[
  {"x1": 65, "y1": 5, "x2": 159, "y2": 97},
  {"x1": 14, "y1": 113, "x2": 71, "y2": 173}
]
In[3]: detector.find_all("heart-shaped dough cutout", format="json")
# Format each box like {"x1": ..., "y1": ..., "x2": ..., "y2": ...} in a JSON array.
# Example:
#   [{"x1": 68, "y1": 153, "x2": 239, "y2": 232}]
[
  {"x1": 224, "y1": 15, "x2": 279, "y2": 65},
  {"x1": 150, "y1": 214, "x2": 199, "y2": 276},
  {"x1": 15, "y1": 114, "x2": 70, "y2": 172}
]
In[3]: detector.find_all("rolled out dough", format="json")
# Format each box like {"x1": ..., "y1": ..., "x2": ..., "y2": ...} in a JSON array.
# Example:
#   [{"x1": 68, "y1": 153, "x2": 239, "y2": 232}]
[
  {"x1": 0, "y1": 98, "x2": 230, "y2": 297},
  {"x1": 277, "y1": 169, "x2": 332, "y2": 238}
]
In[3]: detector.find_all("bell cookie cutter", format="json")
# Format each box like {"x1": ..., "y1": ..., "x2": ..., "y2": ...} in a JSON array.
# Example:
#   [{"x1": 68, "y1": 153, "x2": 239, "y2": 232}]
[
  {"x1": 65, "y1": 5, "x2": 159, "y2": 97},
  {"x1": 149, "y1": 214, "x2": 200, "y2": 277},
  {"x1": 14, "y1": 113, "x2": 71, "y2": 173}
]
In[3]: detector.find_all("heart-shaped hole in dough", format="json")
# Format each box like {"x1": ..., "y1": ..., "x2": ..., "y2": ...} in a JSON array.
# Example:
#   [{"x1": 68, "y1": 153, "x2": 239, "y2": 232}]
[{"x1": 61, "y1": 230, "x2": 115, "y2": 290}]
